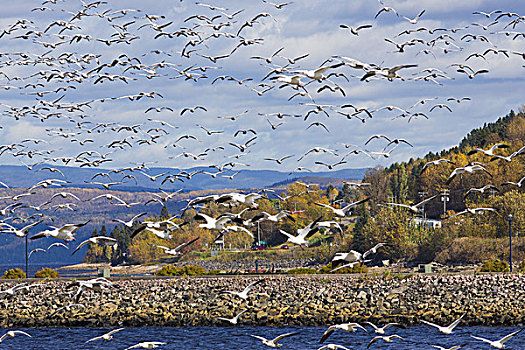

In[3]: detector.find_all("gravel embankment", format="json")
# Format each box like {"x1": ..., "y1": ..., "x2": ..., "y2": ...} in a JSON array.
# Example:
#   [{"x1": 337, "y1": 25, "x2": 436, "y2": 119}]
[{"x1": 0, "y1": 274, "x2": 524, "y2": 327}]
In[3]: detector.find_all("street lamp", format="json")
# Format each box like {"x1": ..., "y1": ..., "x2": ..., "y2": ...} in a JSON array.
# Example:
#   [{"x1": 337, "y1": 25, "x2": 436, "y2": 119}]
[
  {"x1": 507, "y1": 215, "x2": 514, "y2": 273},
  {"x1": 25, "y1": 234, "x2": 28, "y2": 278}
]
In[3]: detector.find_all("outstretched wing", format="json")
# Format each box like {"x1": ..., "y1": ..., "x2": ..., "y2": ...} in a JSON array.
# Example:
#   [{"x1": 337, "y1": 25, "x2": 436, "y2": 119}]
[
  {"x1": 85, "y1": 335, "x2": 103, "y2": 343},
  {"x1": 499, "y1": 328, "x2": 524, "y2": 344},
  {"x1": 416, "y1": 194, "x2": 438, "y2": 207},
  {"x1": 470, "y1": 335, "x2": 492, "y2": 344},
  {"x1": 367, "y1": 337, "x2": 381, "y2": 349},
  {"x1": 342, "y1": 197, "x2": 370, "y2": 212},
  {"x1": 243, "y1": 278, "x2": 265, "y2": 293},
  {"x1": 174, "y1": 237, "x2": 200, "y2": 252},
  {"x1": 273, "y1": 331, "x2": 300, "y2": 343},
  {"x1": 448, "y1": 313, "x2": 465, "y2": 330},
  {"x1": 279, "y1": 229, "x2": 294, "y2": 239},
  {"x1": 151, "y1": 244, "x2": 170, "y2": 251},
  {"x1": 314, "y1": 202, "x2": 334, "y2": 211},
  {"x1": 30, "y1": 230, "x2": 52, "y2": 240},
  {"x1": 249, "y1": 335, "x2": 267, "y2": 342},
  {"x1": 131, "y1": 212, "x2": 148, "y2": 221},
  {"x1": 363, "y1": 243, "x2": 386, "y2": 259},
  {"x1": 12, "y1": 330, "x2": 31, "y2": 338},
  {"x1": 421, "y1": 319, "x2": 441, "y2": 329},
  {"x1": 330, "y1": 261, "x2": 366, "y2": 273},
  {"x1": 106, "y1": 327, "x2": 125, "y2": 336},
  {"x1": 320, "y1": 326, "x2": 335, "y2": 343},
  {"x1": 71, "y1": 239, "x2": 91, "y2": 255}
]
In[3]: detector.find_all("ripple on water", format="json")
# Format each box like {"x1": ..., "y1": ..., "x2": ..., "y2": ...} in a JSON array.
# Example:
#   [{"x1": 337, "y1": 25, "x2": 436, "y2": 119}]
[{"x1": 0, "y1": 326, "x2": 524, "y2": 350}]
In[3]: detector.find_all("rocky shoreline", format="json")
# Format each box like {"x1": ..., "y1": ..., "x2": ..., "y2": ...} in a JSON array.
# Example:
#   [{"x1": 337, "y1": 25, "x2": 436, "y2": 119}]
[{"x1": 0, "y1": 273, "x2": 524, "y2": 328}]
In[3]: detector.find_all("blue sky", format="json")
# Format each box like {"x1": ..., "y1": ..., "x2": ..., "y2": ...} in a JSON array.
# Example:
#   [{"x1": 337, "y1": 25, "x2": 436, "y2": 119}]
[{"x1": 0, "y1": 0, "x2": 524, "y2": 174}]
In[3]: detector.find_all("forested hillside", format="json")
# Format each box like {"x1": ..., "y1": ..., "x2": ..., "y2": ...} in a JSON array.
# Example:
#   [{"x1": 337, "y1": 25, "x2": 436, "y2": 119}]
[
  {"x1": 363, "y1": 108, "x2": 525, "y2": 220},
  {"x1": 352, "y1": 108, "x2": 525, "y2": 264}
]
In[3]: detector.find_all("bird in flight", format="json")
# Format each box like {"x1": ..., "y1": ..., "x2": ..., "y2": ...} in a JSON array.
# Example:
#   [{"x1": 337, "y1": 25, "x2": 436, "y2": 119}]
[
  {"x1": 315, "y1": 197, "x2": 370, "y2": 217},
  {"x1": 0, "y1": 330, "x2": 32, "y2": 343},
  {"x1": 221, "y1": 279, "x2": 265, "y2": 300},
  {"x1": 249, "y1": 331, "x2": 300, "y2": 348},
  {"x1": 421, "y1": 313, "x2": 466, "y2": 334},
  {"x1": 216, "y1": 309, "x2": 247, "y2": 325},
  {"x1": 320, "y1": 322, "x2": 367, "y2": 343},
  {"x1": 470, "y1": 328, "x2": 523, "y2": 349},
  {"x1": 85, "y1": 328, "x2": 125, "y2": 343},
  {"x1": 339, "y1": 24, "x2": 372, "y2": 35}
]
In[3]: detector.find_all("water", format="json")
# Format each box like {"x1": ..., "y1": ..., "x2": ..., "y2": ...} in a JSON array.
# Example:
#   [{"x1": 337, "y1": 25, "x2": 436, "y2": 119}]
[
  {"x1": 0, "y1": 263, "x2": 95, "y2": 278},
  {"x1": 0, "y1": 326, "x2": 523, "y2": 349}
]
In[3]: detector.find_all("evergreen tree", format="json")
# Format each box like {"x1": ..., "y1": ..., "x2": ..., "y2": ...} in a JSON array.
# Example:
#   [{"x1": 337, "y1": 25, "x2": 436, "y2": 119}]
[
  {"x1": 351, "y1": 205, "x2": 369, "y2": 253},
  {"x1": 159, "y1": 205, "x2": 169, "y2": 220}
]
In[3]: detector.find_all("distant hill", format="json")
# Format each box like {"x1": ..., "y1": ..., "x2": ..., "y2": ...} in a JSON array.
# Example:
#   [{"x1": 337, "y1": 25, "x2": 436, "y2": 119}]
[
  {"x1": 268, "y1": 176, "x2": 363, "y2": 189},
  {"x1": 0, "y1": 165, "x2": 368, "y2": 191}
]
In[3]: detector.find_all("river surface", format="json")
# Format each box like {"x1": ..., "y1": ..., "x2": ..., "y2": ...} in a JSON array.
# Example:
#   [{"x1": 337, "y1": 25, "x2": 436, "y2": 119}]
[
  {"x1": 0, "y1": 263, "x2": 95, "y2": 278},
  {"x1": 0, "y1": 326, "x2": 523, "y2": 349}
]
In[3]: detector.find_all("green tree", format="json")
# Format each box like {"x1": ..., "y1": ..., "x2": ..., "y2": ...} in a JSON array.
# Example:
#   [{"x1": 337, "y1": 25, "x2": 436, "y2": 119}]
[
  {"x1": 356, "y1": 206, "x2": 419, "y2": 261},
  {"x1": 160, "y1": 205, "x2": 170, "y2": 220},
  {"x1": 393, "y1": 163, "x2": 409, "y2": 203}
]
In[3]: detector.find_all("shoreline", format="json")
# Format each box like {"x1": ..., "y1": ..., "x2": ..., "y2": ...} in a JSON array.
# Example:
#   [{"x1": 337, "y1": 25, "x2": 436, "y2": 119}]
[{"x1": 0, "y1": 274, "x2": 524, "y2": 328}]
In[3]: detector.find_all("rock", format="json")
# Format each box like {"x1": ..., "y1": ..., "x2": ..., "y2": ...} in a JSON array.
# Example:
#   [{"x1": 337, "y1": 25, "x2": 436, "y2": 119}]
[{"x1": 0, "y1": 274, "x2": 523, "y2": 327}]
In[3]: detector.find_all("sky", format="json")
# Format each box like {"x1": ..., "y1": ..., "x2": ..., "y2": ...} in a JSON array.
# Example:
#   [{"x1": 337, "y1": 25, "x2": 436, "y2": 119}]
[{"x1": 0, "y1": 0, "x2": 524, "y2": 176}]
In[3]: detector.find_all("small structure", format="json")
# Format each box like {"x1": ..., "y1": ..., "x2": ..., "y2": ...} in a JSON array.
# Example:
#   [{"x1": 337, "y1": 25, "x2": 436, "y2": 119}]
[
  {"x1": 97, "y1": 268, "x2": 111, "y2": 278},
  {"x1": 418, "y1": 264, "x2": 432, "y2": 273},
  {"x1": 412, "y1": 217, "x2": 442, "y2": 229},
  {"x1": 214, "y1": 239, "x2": 224, "y2": 250}
]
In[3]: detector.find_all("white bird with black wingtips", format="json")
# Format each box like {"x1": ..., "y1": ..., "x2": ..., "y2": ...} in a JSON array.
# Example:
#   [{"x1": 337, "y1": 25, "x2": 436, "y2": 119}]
[
  {"x1": 470, "y1": 328, "x2": 523, "y2": 349},
  {"x1": 85, "y1": 328, "x2": 125, "y2": 343},
  {"x1": 216, "y1": 309, "x2": 247, "y2": 325},
  {"x1": 71, "y1": 236, "x2": 118, "y2": 255},
  {"x1": 221, "y1": 279, "x2": 264, "y2": 300},
  {"x1": 320, "y1": 322, "x2": 367, "y2": 343},
  {"x1": 250, "y1": 331, "x2": 300, "y2": 348},
  {"x1": 421, "y1": 313, "x2": 466, "y2": 334},
  {"x1": 0, "y1": 330, "x2": 32, "y2": 343},
  {"x1": 315, "y1": 197, "x2": 369, "y2": 217}
]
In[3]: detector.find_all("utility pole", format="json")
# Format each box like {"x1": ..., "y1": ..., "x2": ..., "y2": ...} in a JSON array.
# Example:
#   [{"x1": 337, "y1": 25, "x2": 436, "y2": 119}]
[
  {"x1": 418, "y1": 191, "x2": 427, "y2": 220},
  {"x1": 440, "y1": 189, "x2": 449, "y2": 215},
  {"x1": 416, "y1": 191, "x2": 427, "y2": 242},
  {"x1": 507, "y1": 215, "x2": 514, "y2": 273},
  {"x1": 25, "y1": 235, "x2": 28, "y2": 278},
  {"x1": 257, "y1": 221, "x2": 261, "y2": 246}
]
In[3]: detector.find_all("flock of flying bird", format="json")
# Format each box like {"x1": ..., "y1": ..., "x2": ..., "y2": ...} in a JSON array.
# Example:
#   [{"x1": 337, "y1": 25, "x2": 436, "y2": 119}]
[
  {"x1": 0, "y1": 0, "x2": 524, "y2": 348},
  {"x1": 0, "y1": 0, "x2": 524, "y2": 179}
]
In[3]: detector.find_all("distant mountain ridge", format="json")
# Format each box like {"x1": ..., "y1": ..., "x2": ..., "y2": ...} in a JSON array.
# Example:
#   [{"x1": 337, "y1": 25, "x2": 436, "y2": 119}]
[{"x1": 0, "y1": 165, "x2": 368, "y2": 191}]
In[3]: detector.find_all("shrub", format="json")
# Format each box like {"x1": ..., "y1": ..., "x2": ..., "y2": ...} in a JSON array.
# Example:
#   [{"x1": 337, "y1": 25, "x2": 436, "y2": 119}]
[
  {"x1": 35, "y1": 267, "x2": 60, "y2": 279},
  {"x1": 155, "y1": 265, "x2": 181, "y2": 276},
  {"x1": 182, "y1": 265, "x2": 207, "y2": 275},
  {"x1": 155, "y1": 264, "x2": 207, "y2": 276},
  {"x1": 1, "y1": 268, "x2": 26, "y2": 279},
  {"x1": 286, "y1": 268, "x2": 318, "y2": 274},
  {"x1": 517, "y1": 260, "x2": 525, "y2": 273},
  {"x1": 435, "y1": 237, "x2": 525, "y2": 265},
  {"x1": 480, "y1": 259, "x2": 510, "y2": 273}
]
